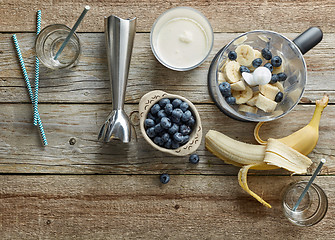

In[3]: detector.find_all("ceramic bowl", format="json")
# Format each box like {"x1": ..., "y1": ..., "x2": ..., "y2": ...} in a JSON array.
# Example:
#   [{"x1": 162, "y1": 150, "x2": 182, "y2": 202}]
[{"x1": 139, "y1": 90, "x2": 202, "y2": 156}]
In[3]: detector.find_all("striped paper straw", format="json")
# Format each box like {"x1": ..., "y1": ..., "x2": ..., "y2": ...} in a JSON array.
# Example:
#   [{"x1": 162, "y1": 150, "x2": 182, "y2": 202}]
[
  {"x1": 12, "y1": 34, "x2": 48, "y2": 146},
  {"x1": 33, "y1": 10, "x2": 42, "y2": 126}
]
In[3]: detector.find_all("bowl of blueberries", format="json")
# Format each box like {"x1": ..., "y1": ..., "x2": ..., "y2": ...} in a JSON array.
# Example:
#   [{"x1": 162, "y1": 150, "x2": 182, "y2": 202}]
[{"x1": 139, "y1": 90, "x2": 202, "y2": 156}]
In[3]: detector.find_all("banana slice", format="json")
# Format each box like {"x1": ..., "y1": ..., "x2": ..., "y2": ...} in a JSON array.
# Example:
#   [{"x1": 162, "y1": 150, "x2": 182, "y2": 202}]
[
  {"x1": 232, "y1": 85, "x2": 253, "y2": 104},
  {"x1": 256, "y1": 93, "x2": 277, "y2": 112},
  {"x1": 259, "y1": 84, "x2": 280, "y2": 101},
  {"x1": 235, "y1": 44, "x2": 255, "y2": 67},
  {"x1": 218, "y1": 72, "x2": 226, "y2": 83},
  {"x1": 246, "y1": 93, "x2": 259, "y2": 107},
  {"x1": 272, "y1": 81, "x2": 284, "y2": 92},
  {"x1": 231, "y1": 80, "x2": 246, "y2": 91},
  {"x1": 238, "y1": 104, "x2": 258, "y2": 114},
  {"x1": 223, "y1": 61, "x2": 241, "y2": 83}
]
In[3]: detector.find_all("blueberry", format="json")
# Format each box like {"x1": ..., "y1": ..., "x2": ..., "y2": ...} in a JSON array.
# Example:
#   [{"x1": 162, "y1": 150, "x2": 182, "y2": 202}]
[
  {"x1": 146, "y1": 127, "x2": 156, "y2": 138},
  {"x1": 271, "y1": 56, "x2": 282, "y2": 67},
  {"x1": 219, "y1": 82, "x2": 231, "y2": 97},
  {"x1": 189, "y1": 154, "x2": 200, "y2": 164},
  {"x1": 145, "y1": 118, "x2": 155, "y2": 128},
  {"x1": 181, "y1": 135, "x2": 190, "y2": 144},
  {"x1": 161, "y1": 133, "x2": 170, "y2": 143},
  {"x1": 160, "y1": 117, "x2": 172, "y2": 129},
  {"x1": 172, "y1": 98, "x2": 182, "y2": 108},
  {"x1": 275, "y1": 92, "x2": 284, "y2": 102},
  {"x1": 147, "y1": 112, "x2": 156, "y2": 121},
  {"x1": 173, "y1": 132, "x2": 184, "y2": 143},
  {"x1": 181, "y1": 110, "x2": 192, "y2": 122},
  {"x1": 187, "y1": 116, "x2": 195, "y2": 127},
  {"x1": 164, "y1": 103, "x2": 173, "y2": 115},
  {"x1": 154, "y1": 136, "x2": 164, "y2": 146},
  {"x1": 160, "y1": 173, "x2": 170, "y2": 184},
  {"x1": 159, "y1": 98, "x2": 170, "y2": 108},
  {"x1": 172, "y1": 108, "x2": 183, "y2": 119},
  {"x1": 180, "y1": 124, "x2": 191, "y2": 136},
  {"x1": 168, "y1": 123, "x2": 179, "y2": 135},
  {"x1": 180, "y1": 102, "x2": 189, "y2": 112},
  {"x1": 171, "y1": 141, "x2": 180, "y2": 149},
  {"x1": 228, "y1": 51, "x2": 237, "y2": 60},
  {"x1": 239, "y1": 66, "x2": 250, "y2": 73},
  {"x1": 164, "y1": 138, "x2": 172, "y2": 149},
  {"x1": 154, "y1": 124, "x2": 163, "y2": 133},
  {"x1": 264, "y1": 63, "x2": 273, "y2": 72},
  {"x1": 225, "y1": 96, "x2": 236, "y2": 105},
  {"x1": 270, "y1": 74, "x2": 279, "y2": 84},
  {"x1": 157, "y1": 110, "x2": 167, "y2": 119},
  {"x1": 171, "y1": 116, "x2": 181, "y2": 124},
  {"x1": 277, "y1": 72, "x2": 287, "y2": 81},
  {"x1": 261, "y1": 48, "x2": 272, "y2": 60},
  {"x1": 150, "y1": 103, "x2": 161, "y2": 115},
  {"x1": 252, "y1": 58, "x2": 263, "y2": 68}
]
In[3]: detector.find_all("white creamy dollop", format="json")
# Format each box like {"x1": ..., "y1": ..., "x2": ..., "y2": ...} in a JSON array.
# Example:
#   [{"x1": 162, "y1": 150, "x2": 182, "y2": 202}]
[{"x1": 242, "y1": 67, "x2": 272, "y2": 86}]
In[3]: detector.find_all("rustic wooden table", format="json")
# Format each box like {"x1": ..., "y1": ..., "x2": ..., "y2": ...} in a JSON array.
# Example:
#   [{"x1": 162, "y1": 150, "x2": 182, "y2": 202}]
[{"x1": 1, "y1": 0, "x2": 335, "y2": 239}]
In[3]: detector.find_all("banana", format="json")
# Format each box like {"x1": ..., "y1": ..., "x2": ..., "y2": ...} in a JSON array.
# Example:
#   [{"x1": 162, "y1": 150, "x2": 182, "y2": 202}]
[
  {"x1": 218, "y1": 71, "x2": 226, "y2": 83},
  {"x1": 238, "y1": 104, "x2": 258, "y2": 114},
  {"x1": 232, "y1": 85, "x2": 253, "y2": 104},
  {"x1": 235, "y1": 44, "x2": 255, "y2": 67},
  {"x1": 246, "y1": 93, "x2": 259, "y2": 107},
  {"x1": 271, "y1": 81, "x2": 284, "y2": 92},
  {"x1": 205, "y1": 130, "x2": 313, "y2": 208},
  {"x1": 223, "y1": 61, "x2": 241, "y2": 83},
  {"x1": 259, "y1": 84, "x2": 280, "y2": 101},
  {"x1": 254, "y1": 94, "x2": 329, "y2": 155},
  {"x1": 231, "y1": 80, "x2": 246, "y2": 91},
  {"x1": 255, "y1": 93, "x2": 277, "y2": 112}
]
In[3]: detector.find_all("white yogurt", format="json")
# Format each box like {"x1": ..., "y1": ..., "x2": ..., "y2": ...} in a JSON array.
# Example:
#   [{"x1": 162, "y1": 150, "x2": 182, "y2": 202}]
[{"x1": 151, "y1": 7, "x2": 213, "y2": 70}]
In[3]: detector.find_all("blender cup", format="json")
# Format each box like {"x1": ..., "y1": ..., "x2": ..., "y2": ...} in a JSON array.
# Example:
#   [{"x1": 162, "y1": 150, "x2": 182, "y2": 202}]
[{"x1": 208, "y1": 27, "x2": 323, "y2": 122}]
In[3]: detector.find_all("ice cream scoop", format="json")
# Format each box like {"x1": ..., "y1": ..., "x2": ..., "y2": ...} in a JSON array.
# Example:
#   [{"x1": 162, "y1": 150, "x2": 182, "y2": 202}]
[{"x1": 242, "y1": 67, "x2": 272, "y2": 86}]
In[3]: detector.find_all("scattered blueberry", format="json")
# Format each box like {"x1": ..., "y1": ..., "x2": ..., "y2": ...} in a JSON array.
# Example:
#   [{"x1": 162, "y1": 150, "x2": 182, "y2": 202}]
[
  {"x1": 264, "y1": 63, "x2": 273, "y2": 72},
  {"x1": 270, "y1": 74, "x2": 279, "y2": 84},
  {"x1": 225, "y1": 96, "x2": 236, "y2": 105},
  {"x1": 154, "y1": 123, "x2": 164, "y2": 133},
  {"x1": 146, "y1": 127, "x2": 156, "y2": 138},
  {"x1": 277, "y1": 72, "x2": 287, "y2": 81},
  {"x1": 159, "y1": 98, "x2": 170, "y2": 108},
  {"x1": 173, "y1": 132, "x2": 184, "y2": 143},
  {"x1": 160, "y1": 117, "x2": 172, "y2": 129},
  {"x1": 252, "y1": 58, "x2": 263, "y2": 68},
  {"x1": 168, "y1": 123, "x2": 179, "y2": 135},
  {"x1": 181, "y1": 110, "x2": 192, "y2": 122},
  {"x1": 180, "y1": 124, "x2": 191, "y2": 136},
  {"x1": 239, "y1": 66, "x2": 250, "y2": 73},
  {"x1": 261, "y1": 48, "x2": 272, "y2": 60},
  {"x1": 145, "y1": 119, "x2": 155, "y2": 128},
  {"x1": 172, "y1": 108, "x2": 183, "y2": 119},
  {"x1": 271, "y1": 56, "x2": 282, "y2": 67},
  {"x1": 187, "y1": 116, "x2": 195, "y2": 127},
  {"x1": 189, "y1": 154, "x2": 200, "y2": 164},
  {"x1": 160, "y1": 173, "x2": 170, "y2": 184},
  {"x1": 164, "y1": 139, "x2": 172, "y2": 149},
  {"x1": 164, "y1": 103, "x2": 173, "y2": 115},
  {"x1": 161, "y1": 133, "x2": 170, "y2": 143},
  {"x1": 172, "y1": 98, "x2": 182, "y2": 108},
  {"x1": 171, "y1": 141, "x2": 180, "y2": 149},
  {"x1": 154, "y1": 136, "x2": 164, "y2": 146},
  {"x1": 157, "y1": 110, "x2": 167, "y2": 119},
  {"x1": 228, "y1": 51, "x2": 237, "y2": 60},
  {"x1": 219, "y1": 82, "x2": 231, "y2": 97},
  {"x1": 180, "y1": 102, "x2": 189, "y2": 112},
  {"x1": 275, "y1": 92, "x2": 284, "y2": 102}
]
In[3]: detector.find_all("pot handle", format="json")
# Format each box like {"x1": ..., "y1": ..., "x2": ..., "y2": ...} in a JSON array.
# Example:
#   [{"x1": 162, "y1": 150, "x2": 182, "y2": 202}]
[{"x1": 293, "y1": 27, "x2": 323, "y2": 55}]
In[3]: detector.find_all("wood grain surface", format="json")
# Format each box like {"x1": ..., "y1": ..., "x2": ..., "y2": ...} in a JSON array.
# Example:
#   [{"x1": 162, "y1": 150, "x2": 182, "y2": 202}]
[{"x1": 1, "y1": 0, "x2": 335, "y2": 239}]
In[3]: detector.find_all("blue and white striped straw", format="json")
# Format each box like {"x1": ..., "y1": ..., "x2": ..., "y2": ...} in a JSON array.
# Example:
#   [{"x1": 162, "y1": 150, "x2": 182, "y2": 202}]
[
  {"x1": 33, "y1": 10, "x2": 42, "y2": 126},
  {"x1": 12, "y1": 34, "x2": 48, "y2": 146}
]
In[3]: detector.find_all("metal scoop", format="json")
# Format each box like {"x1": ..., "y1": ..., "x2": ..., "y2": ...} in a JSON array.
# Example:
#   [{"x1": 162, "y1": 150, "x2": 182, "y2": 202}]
[{"x1": 98, "y1": 15, "x2": 137, "y2": 143}]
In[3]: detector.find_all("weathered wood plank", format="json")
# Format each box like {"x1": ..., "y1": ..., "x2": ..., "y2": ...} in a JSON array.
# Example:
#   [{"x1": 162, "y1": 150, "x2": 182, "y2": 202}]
[
  {"x1": 0, "y1": 33, "x2": 334, "y2": 103},
  {"x1": 1, "y1": 0, "x2": 335, "y2": 33},
  {"x1": 0, "y1": 103, "x2": 334, "y2": 174},
  {"x1": 0, "y1": 175, "x2": 334, "y2": 239}
]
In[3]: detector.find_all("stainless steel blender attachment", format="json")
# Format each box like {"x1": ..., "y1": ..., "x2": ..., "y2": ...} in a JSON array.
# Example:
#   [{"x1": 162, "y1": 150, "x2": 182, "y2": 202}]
[{"x1": 98, "y1": 15, "x2": 137, "y2": 143}]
